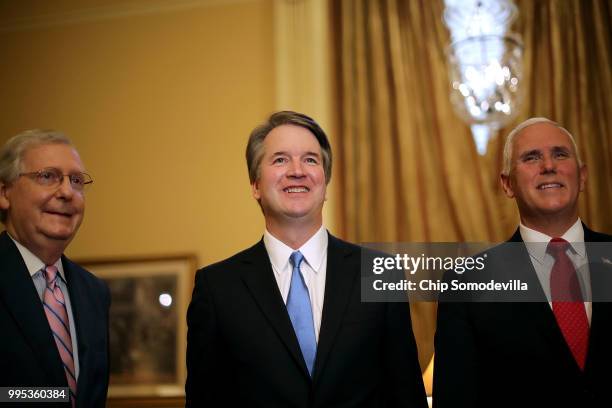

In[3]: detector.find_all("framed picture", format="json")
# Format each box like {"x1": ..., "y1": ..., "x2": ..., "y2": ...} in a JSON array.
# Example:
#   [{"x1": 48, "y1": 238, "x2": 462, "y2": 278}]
[{"x1": 79, "y1": 255, "x2": 196, "y2": 404}]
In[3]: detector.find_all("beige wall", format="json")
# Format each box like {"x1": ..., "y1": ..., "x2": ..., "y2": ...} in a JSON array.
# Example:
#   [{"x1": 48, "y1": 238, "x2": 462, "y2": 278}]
[{"x1": 0, "y1": 0, "x2": 284, "y2": 267}]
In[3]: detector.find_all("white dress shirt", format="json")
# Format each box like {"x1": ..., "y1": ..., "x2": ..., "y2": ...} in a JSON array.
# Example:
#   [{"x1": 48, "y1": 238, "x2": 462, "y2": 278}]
[
  {"x1": 520, "y1": 218, "x2": 592, "y2": 324},
  {"x1": 264, "y1": 226, "x2": 328, "y2": 342},
  {"x1": 9, "y1": 234, "x2": 80, "y2": 377}
]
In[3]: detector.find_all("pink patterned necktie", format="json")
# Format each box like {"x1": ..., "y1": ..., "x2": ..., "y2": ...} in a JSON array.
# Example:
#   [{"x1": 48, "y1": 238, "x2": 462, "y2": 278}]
[
  {"x1": 43, "y1": 265, "x2": 77, "y2": 407},
  {"x1": 547, "y1": 238, "x2": 589, "y2": 370}
]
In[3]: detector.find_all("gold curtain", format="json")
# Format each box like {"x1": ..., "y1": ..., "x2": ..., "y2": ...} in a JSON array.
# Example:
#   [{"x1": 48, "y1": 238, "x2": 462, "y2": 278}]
[
  {"x1": 511, "y1": 0, "x2": 612, "y2": 232},
  {"x1": 331, "y1": 0, "x2": 612, "y2": 372}
]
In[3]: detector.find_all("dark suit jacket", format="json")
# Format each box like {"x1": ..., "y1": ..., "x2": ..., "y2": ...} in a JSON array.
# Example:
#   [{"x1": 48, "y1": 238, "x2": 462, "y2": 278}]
[
  {"x1": 186, "y1": 233, "x2": 427, "y2": 407},
  {"x1": 0, "y1": 231, "x2": 110, "y2": 408},
  {"x1": 433, "y1": 225, "x2": 612, "y2": 408}
]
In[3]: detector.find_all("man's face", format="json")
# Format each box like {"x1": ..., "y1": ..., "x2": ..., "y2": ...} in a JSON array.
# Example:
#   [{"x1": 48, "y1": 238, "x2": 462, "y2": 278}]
[
  {"x1": 0, "y1": 143, "x2": 86, "y2": 255},
  {"x1": 501, "y1": 122, "x2": 586, "y2": 224},
  {"x1": 252, "y1": 124, "x2": 327, "y2": 227}
]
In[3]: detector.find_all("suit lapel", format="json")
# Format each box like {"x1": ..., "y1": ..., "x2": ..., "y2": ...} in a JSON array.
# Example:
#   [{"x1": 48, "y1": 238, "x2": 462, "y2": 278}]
[
  {"x1": 63, "y1": 257, "x2": 93, "y2": 398},
  {"x1": 239, "y1": 240, "x2": 310, "y2": 377},
  {"x1": 506, "y1": 229, "x2": 549, "y2": 302},
  {"x1": 583, "y1": 225, "x2": 612, "y2": 372},
  {"x1": 583, "y1": 225, "x2": 611, "y2": 304},
  {"x1": 0, "y1": 232, "x2": 66, "y2": 385},
  {"x1": 586, "y1": 300, "x2": 611, "y2": 373},
  {"x1": 313, "y1": 234, "x2": 358, "y2": 383}
]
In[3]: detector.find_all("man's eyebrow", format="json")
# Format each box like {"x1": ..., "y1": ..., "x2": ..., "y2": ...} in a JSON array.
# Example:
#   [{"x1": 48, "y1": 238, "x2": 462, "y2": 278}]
[
  {"x1": 551, "y1": 145, "x2": 571, "y2": 153},
  {"x1": 270, "y1": 151, "x2": 321, "y2": 157},
  {"x1": 518, "y1": 149, "x2": 541, "y2": 159}
]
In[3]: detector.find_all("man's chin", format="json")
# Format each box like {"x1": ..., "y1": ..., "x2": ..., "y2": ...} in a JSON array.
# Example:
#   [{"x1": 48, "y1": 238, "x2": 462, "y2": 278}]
[
  {"x1": 41, "y1": 229, "x2": 75, "y2": 242},
  {"x1": 284, "y1": 207, "x2": 318, "y2": 219},
  {"x1": 530, "y1": 205, "x2": 579, "y2": 222},
  {"x1": 538, "y1": 201, "x2": 573, "y2": 214}
]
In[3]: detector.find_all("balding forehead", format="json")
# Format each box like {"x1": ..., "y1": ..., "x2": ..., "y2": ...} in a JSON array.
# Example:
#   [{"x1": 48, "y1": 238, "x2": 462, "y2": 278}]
[
  {"x1": 515, "y1": 120, "x2": 571, "y2": 139},
  {"x1": 513, "y1": 122, "x2": 574, "y2": 149},
  {"x1": 511, "y1": 123, "x2": 581, "y2": 167}
]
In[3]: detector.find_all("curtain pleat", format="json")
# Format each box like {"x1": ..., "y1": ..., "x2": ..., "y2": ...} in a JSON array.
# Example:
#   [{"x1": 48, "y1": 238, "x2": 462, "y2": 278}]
[{"x1": 332, "y1": 0, "x2": 612, "y2": 372}]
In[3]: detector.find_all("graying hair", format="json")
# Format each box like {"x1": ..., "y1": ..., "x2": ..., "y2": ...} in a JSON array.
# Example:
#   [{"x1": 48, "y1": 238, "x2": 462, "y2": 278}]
[
  {"x1": 0, "y1": 129, "x2": 73, "y2": 223},
  {"x1": 501, "y1": 117, "x2": 582, "y2": 176},
  {"x1": 246, "y1": 111, "x2": 332, "y2": 185}
]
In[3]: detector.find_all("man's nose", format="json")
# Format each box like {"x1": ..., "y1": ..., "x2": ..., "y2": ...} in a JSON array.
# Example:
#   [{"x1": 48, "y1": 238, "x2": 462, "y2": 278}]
[
  {"x1": 288, "y1": 160, "x2": 305, "y2": 177},
  {"x1": 55, "y1": 176, "x2": 75, "y2": 198},
  {"x1": 540, "y1": 154, "x2": 556, "y2": 173}
]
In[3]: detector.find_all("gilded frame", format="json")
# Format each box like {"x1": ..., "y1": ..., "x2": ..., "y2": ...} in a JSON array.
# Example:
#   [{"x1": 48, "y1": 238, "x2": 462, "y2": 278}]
[{"x1": 79, "y1": 255, "x2": 196, "y2": 405}]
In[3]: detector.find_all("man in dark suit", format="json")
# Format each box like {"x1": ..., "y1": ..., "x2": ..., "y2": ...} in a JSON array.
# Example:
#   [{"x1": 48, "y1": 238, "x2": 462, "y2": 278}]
[
  {"x1": 433, "y1": 118, "x2": 612, "y2": 407},
  {"x1": 0, "y1": 130, "x2": 110, "y2": 407},
  {"x1": 186, "y1": 111, "x2": 427, "y2": 407}
]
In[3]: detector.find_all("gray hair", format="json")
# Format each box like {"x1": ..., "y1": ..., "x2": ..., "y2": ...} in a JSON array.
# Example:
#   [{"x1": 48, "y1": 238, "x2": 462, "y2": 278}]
[
  {"x1": 246, "y1": 111, "x2": 332, "y2": 185},
  {"x1": 0, "y1": 129, "x2": 73, "y2": 223},
  {"x1": 501, "y1": 117, "x2": 582, "y2": 176}
]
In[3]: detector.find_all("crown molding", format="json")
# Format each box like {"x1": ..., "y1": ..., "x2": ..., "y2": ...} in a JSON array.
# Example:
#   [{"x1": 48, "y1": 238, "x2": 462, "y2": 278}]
[{"x1": 0, "y1": 0, "x2": 259, "y2": 32}]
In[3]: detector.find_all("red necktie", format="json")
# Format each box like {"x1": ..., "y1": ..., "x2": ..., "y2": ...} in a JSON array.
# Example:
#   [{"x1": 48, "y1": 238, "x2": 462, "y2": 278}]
[
  {"x1": 43, "y1": 265, "x2": 77, "y2": 407},
  {"x1": 547, "y1": 238, "x2": 589, "y2": 370}
]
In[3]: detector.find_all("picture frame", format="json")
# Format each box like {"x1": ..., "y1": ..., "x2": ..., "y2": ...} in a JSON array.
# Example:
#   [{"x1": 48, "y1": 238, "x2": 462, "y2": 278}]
[{"x1": 79, "y1": 255, "x2": 196, "y2": 405}]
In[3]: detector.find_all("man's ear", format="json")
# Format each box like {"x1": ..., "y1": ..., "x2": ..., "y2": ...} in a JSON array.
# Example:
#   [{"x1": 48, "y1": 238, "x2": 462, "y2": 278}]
[
  {"x1": 500, "y1": 173, "x2": 515, "y2": 199},
  {"x1": 578, "y1": 164, "x2": 587, "y2": 192},
  {"x1": 0, "y1": 181, "x2": 10, "y2": 211},
  {"x1": 251, "y1": 180, "x2": 261, "y2": 201}
]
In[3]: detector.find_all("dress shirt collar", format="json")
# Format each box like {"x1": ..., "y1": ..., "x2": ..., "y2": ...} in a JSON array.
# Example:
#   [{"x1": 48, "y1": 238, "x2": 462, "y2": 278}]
[
  {"x1": 8, "y1": 233, "x2": 66, "y2": 282},
  {"x1": 520, "y1": 218, "x2": 586, "y2": 262},
  {"x1": 263, "y1": 226, "x2": 328, "y2": 273}
]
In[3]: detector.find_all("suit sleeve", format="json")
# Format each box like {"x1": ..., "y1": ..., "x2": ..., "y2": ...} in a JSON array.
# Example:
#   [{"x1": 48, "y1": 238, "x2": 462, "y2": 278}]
[
  {"x1": 433, "y1": 300, "x2": 478, "y2": 408},
  {"x1": 383, "y1": 300, "x2": 429, "y2": 407},
  {"x1": 185, "y1": 269, "x2": 225, "y2": 407}
]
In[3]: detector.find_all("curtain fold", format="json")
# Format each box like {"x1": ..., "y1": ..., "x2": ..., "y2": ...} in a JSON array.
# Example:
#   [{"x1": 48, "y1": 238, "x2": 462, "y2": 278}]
[
  {"x1": 510, "y1": 0, "x2": 612, "y2": 232},
  {"x1": 332, "y1": 0, "x2": 612, "y2": 372}
]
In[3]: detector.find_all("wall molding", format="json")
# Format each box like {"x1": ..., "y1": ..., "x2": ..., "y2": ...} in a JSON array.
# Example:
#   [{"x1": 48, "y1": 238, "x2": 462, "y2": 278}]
[
  {"x1": 0, "y1": 0, "x2": 259, "y2": 32},
  {"x1": 273, "y1": 0, "x2": 335, "y2": 229}
]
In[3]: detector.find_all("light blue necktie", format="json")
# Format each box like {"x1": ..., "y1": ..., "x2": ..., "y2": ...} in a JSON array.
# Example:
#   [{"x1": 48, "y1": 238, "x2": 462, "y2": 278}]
[{"x1": 287, "y1": 251, "x2": 317, "y2": 376}]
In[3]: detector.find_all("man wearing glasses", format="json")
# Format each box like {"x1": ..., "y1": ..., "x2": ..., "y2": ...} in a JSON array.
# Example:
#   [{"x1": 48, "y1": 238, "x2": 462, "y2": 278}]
[{"x1": 0, "y1": 130, "x2": 110, "y2": 407}]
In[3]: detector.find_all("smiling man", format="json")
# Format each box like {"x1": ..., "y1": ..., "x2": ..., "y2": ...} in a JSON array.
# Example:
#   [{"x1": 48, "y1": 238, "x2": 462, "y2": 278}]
[
  {"x1": 500, "y1": 119, "x2": 588, "y2": 237},
  {"x1": 434, "y1": 118, "x2": 612, "y2": 408},
  {"x1": 0, "y1": 130, "x2": 110, "y2": 408},
  {"x1": 186, "y1": 111, "x2": 427, "y2": 407}
]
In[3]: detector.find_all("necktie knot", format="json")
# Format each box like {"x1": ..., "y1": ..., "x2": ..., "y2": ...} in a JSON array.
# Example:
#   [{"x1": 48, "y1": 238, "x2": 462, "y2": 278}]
[
  {"x1": 290, "y1": 251, "x2": 305, "y2": 270},
  {"x1": 44, "y1": 265, "x2": 59, "y2": 287},
  {"x1": 547, "y1": 237, "x2": 570, "y2": 259}
]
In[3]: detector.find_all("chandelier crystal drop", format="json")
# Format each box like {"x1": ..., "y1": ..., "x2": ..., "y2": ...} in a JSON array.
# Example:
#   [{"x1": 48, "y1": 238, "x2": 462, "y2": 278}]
[{"x1": 444, "y1": 0, "x2": 524, "y2": 154}]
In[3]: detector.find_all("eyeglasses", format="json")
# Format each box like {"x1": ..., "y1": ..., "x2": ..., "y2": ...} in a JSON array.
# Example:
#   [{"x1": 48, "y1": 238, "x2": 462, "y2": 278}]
[{"x1": 19, "y1": 167, "x2": 93, "y2": 191}]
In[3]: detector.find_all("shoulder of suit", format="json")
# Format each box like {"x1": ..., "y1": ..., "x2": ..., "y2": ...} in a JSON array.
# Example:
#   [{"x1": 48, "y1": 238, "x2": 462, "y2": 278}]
[
  {"x1": 196, "y1": 240, "x2": 264, "y2": 276},
  {"x1": 0, "y1": 230, "x2": 17, "y2": 255},
  {"x1": 584, "y1": 225, "x2": 612, "y2": 242},
  {"x1": 62, "y1": 256, "x2": 110, "y2": 293},
  {"x1": 195, "y1": 234, "x2": 364, "y2": 276},
  {"x1": 327, "y1": 232, "x2": 362, "y2": 255}
]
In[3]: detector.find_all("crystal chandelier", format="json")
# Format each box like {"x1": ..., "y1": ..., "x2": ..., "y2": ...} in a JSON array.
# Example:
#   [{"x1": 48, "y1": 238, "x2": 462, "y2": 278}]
[{"x1": 444, "y1": 0, "x2": 524, "y2": 154}]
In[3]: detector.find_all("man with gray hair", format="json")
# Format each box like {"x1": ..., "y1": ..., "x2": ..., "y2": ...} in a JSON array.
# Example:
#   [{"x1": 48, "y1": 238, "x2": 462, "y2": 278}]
[
  {"x1": 186, "y1": 111, "x2": 427, "y2": 407},
  {"x1": 0, "y1": 130, "x2": 110, "y2": 407},
  {"x1": 433, "y1": 118, "x2": 612, "y2": 408}
]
